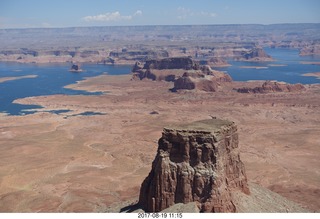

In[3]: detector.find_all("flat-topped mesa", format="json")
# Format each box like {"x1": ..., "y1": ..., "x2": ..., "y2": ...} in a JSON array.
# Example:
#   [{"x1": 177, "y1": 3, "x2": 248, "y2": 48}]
[
  {"x1": 132, "y1": 57, "x2": 232, "y2": 92},
  {"x1": 139, "y1": 119, "x2": 249, "y2": 213},
  {"x1": 132, "y1": 57, "x2": 200, "y2": 81},
  {"x1": 143, "y1": 57, "x2": 200, "y2": 70}
]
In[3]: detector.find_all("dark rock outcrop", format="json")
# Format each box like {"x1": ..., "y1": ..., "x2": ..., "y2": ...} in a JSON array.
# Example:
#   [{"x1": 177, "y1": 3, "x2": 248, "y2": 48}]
[
  {"x1": 69, "y1": 64, "x2": 83, "y2": 72},
  {"x1": 139, "y1": 119, "x2": 249, "y2": 212},
  {"x1": 143, "y1": 57, "x2": 200, "y2": 70},
  {"x1": 109, "y1": 50, "x2": 169, "y2": 62},
  {"x1": 236, "y1": 81, "x2": 306, "y2": 93}
]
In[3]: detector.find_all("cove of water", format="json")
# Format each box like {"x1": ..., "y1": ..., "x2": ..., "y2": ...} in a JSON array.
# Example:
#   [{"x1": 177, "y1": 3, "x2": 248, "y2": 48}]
[
  {"x1": 0, "y1": 63, "x2": 131, "y2": 115},
  {"x1": 215, "y1": 48, "x2": 320, "y2": 84}
]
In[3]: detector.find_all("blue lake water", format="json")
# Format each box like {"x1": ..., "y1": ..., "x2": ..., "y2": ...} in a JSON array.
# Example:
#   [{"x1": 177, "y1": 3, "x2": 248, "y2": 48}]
[
  {"x1": 215, "y1": 48, "x2": 320, "y2": 84},
  {"x1": 0, "y1": 48, "x2": 320, "y2": 115},
  {"x1": 0, "y1": 63, "x2": 131, "y2": 115}
]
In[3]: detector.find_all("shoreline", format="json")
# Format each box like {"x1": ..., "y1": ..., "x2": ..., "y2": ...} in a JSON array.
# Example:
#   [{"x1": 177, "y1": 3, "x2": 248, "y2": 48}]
[
  {"x1": 302, "y1": 72, "x2": 320, "y2": 79},
  {"x1": 239, "y1": 66, "x2": 268, "y2": 69},
  {"x1": 0, "y1": 74, "x2": 38, "y2": 83}
]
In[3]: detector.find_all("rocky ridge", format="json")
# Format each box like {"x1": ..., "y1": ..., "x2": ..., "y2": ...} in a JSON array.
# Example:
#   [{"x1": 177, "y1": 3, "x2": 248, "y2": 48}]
[
  {"x1": 139, "y1": 119, "x2": 250, "y2": 212},
  {"x1": 202, "y1": 57, "x2": 230, "y2": 67},
  {"x1": 236, "y1": 81, "x2": 306, "y2": 93}
]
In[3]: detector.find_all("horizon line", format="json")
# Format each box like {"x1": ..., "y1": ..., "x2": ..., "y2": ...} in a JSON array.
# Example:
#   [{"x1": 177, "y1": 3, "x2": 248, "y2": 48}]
[{"x1": 1, "y1": 22, "x2": 320, "y2": 30}]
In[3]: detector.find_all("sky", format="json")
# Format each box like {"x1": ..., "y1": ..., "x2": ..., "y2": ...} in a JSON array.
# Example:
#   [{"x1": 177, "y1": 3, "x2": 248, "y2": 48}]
[{"x1": 0, "y1": 0, "x2": 319, "y2": 28}]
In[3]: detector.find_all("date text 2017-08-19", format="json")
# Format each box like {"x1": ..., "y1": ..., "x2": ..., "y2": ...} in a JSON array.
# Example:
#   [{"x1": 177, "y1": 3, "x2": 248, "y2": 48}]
[{"x1": 137, "y1": 213, "x2": 183, "y2": 218}]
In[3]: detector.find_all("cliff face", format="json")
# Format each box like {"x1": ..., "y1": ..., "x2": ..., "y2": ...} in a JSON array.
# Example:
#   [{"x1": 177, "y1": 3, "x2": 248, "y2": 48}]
[
  {"x1": 143, "y1": 57, "x2": 200, "y2": 70},
  {"x1": 132, "y1": 58, "x2": 232, "y2": 92},
  {"x1": 139, "y1": 119, "x2": 249, "y2": 212},
  {"x1": 132, "y1": 57, "x2": 200, "y2": 81}
]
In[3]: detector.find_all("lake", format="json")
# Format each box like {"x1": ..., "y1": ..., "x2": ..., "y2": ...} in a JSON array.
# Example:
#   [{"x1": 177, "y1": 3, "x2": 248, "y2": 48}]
[
  {"x1": 0, "y1": 48, "x2": 320, "y2": 115},
  {"x1": 215, "y1": 48, "x2": 320, "y2": 84},
  {"x1": 0, "y1": 63, "x2": 131, "y2": 115}
]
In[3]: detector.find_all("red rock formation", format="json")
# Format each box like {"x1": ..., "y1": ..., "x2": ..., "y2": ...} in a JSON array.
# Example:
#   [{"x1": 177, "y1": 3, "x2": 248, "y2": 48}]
[
  {"x1": 132, "y1": 58, "x2": 232, "y2": 92},
  {"x1": 237, "y1": 81, "x2": 306, "y2": 93},
  {"x1": 131, "y1": 57, "x2": 200, "y2": 81},
  {"x1": 144, "y1": 57, "x2": 200, "y2": 70},
  {"x1": 172, "y1": 66, "x2": 232, "y2": 92},
  {"x1": 139, "y1": 119, "x2": 249, "y2": 212},
  {"x1": 173, "y1": 72, "x2": 219, "y2": 92},
  {"x1": 132, "y1": 57, "x2": 200, "y2": 81}
]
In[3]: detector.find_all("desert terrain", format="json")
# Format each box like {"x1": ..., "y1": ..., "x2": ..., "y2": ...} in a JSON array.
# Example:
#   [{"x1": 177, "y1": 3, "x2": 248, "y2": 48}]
[
  {"x1": 0, "y1": 24, "x2": 320, "y2": 213},
  {"x1": 0, "y1": 73, "x2": 319, "y2": 212}
]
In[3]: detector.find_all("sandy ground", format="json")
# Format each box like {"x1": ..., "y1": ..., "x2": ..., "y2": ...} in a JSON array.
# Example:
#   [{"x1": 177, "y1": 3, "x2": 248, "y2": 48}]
[
  {"x1": 0, "y1": 74, "x2": 319, "y2": 212},
  {"x1": 0, "y1": 75, "x2": 38, "y2": 83},
  {"x1": 303, "y1": 72, "x2": 320, "y2": 80}
]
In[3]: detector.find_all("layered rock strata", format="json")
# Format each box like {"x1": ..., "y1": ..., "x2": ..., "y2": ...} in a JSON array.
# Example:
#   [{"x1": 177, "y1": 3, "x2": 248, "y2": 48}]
[
  {"x1": 172, "y1": 66, "x2": 232, "y2": 92},
  {"x1": 132, "y1": 57, "x2": 232, "y2": 92},
  {"x1": 139, "y1": 119, "x2": 249, "y2": 212},
  {"x1": 132, "y1": 57, "x2": 200, "y2": 81}
]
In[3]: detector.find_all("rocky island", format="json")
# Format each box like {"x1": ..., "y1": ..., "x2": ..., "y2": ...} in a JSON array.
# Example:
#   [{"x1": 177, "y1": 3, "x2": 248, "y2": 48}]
[{"x1": 69, "y1": 64, "x2": 83, "y2": 72}]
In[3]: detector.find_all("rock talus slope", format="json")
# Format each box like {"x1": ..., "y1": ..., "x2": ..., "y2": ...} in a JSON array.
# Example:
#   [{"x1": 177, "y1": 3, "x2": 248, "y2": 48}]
[{"x1": 139, "y1": 119, "x2": 249, "y2": 212}]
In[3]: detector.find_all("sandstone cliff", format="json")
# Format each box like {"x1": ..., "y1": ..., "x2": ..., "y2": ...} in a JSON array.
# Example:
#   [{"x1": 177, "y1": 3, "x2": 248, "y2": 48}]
[
  {"x1": 139, "y1": 119, "x2": 249, "y2": 212},
  {"x1": 132, "y1": 58, "x2": 232, "y2": 92},
  {"x1": 236, "y1": 81, "x2": 306, "y2": 93},
  {"x1": 131, "y1": 57, "x2": 200, "y2": 81}
]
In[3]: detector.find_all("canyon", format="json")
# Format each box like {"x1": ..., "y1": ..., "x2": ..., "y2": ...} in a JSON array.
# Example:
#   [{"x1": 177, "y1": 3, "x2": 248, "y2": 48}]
[{"x1": 1, "y1": 24, "x2": 320, "y2": 65}]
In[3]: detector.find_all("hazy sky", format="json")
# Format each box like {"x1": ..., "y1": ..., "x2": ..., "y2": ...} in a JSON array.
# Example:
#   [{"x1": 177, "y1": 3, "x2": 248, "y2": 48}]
[{"x1": 0, "y1": 0, "x2": 319, "y2": 28}]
